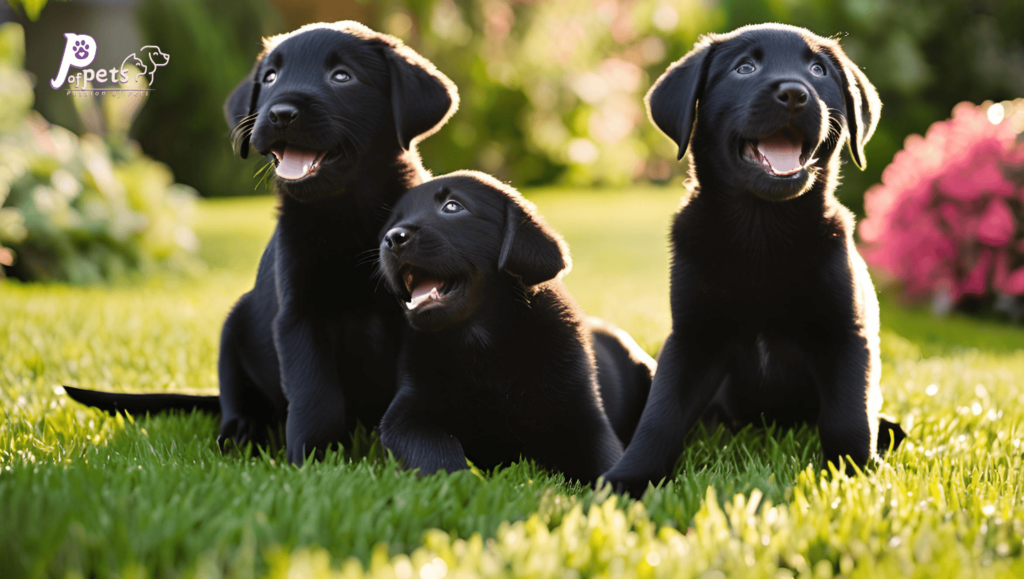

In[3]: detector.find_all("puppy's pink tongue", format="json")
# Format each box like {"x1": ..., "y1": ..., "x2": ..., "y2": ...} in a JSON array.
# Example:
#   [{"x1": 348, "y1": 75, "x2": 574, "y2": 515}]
[
  {"x1": 406, "y1": 279, "x2": 443, "y2": 310},
  {"x1": 757, "y1": 132, "x2": 803, "y2": 173},
  {"x1": 275, "y1": 145, "x2": 319, "y2": 180}
]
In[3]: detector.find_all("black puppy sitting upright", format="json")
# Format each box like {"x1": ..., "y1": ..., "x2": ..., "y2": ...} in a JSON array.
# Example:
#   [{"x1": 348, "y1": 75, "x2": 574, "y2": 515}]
[
  {"x1": 375, "y1": 172, "x2": 655, "y2": 481},
  {"x1": 604, "y1": 24, "x2": 903, "y2": 496},
  {"x1": 65, "y1": 22, "x2": 458, "y2": 465}
]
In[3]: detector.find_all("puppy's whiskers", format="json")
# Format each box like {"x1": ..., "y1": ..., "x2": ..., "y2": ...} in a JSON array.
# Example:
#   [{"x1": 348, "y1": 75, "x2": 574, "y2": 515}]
[
  {"x1": 826, "y1": 109, "x2": 847, "y2": 140},
  {"x1": 355, "y1": 247, "x2": 383, "y2": 268},
  {"x1": 369, "y1": 260, "x2": 393, "y2": 294},
  {"x1": 230, "y1": 113, "x2": 258, "y2": 155}
]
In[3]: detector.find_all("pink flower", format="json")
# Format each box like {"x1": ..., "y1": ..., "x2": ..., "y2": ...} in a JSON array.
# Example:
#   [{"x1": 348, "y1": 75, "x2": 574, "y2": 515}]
[
  {"x1": 859, "y1": 100, "x2": 1024, "y2": 307},
  {"x1": 976, "y1": 198, "x2": 1016, "y2": 246},
  {"x1": 938, "y1": 202, "x2": 968, "y2": 238},
  {"x1": 993, "y1": 249, "x2": 1010, "y2": 290},
  {"x1": 937, "y1": 155, "x2": 1015, "y2": 200},
  {"x1": 1003, "y1": 266, "x2": 1024, "y2": 295},
  {"x1": 959, "y1": 249, "x2": 993, "y2": 298}
]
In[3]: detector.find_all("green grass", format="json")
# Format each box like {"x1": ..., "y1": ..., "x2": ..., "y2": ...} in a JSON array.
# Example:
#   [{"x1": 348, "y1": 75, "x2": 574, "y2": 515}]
[{"x1": 2, "y1": 188, "x2": 1024, "y2": 578}]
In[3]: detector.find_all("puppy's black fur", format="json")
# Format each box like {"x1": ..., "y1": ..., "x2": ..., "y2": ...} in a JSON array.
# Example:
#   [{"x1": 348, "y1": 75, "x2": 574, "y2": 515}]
[
  {"x1": 603, "y1": 24, "x2": 904, "y2": 496},
  {"x1": 64, "y1": 22, "x2": 458, "y2": 465},
  {"x1": 589, "y1": 317, "x2": 657, "y2": 445},
  {"x1": 375, "y1": 172, "x2": 655, "y2": 481}
]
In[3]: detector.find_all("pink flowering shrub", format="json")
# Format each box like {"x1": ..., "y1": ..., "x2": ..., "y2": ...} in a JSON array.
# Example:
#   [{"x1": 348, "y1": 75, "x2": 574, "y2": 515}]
[{"x1": 859, "y1": 100, "x2": 1024, "y2": 319}]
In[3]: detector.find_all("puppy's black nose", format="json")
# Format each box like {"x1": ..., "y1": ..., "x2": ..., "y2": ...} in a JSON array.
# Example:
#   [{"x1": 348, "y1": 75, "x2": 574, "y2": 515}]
[
  {"x1": 268, "y1": 104, "x2": 299, "y2": 128},
  {"x1": 775, "y1": 82, "x2": 809, "y2": 113},
  {"x1": 383, "y1": 227, "x2": 412, "y2": 250}
]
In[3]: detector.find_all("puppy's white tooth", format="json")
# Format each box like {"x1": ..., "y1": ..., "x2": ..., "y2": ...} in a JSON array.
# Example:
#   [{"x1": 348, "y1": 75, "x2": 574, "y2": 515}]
[
  {"x1": 429, "y1": 287, "x2": 441, "y2": 300},
  {"x1": 407, "y1": 293, "x2": 426, "y2": 309}
]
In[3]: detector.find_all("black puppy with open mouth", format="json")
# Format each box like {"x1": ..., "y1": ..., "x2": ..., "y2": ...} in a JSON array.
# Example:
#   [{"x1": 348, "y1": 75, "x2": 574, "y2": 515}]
[
  {"x1": 375, "y1": 172, "x2": 655, "y2": 481},
  {"x1": 65, "y1": 22, "x2": 458, "y2": 465},
  {"x1": 603, "y1": 24, "x2": 905, "y2": 496}
]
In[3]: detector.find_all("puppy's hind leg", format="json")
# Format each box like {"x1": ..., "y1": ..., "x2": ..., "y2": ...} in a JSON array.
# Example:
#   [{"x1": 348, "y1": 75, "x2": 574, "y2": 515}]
[
  {"x1": 217, "y1": 301, "x2": 280, "y2": 451},
  {"x1": 876, "y1": 416, "x2": 907, "y2": 456},
  {"x1": 589, "y1": 317, "x2": 656, "y2": 446}
]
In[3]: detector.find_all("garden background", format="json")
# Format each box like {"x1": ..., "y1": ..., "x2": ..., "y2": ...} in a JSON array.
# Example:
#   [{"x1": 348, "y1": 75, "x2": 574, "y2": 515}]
[{"x1": 2, "y1": 0, "x2": 1024, "y2": 577}]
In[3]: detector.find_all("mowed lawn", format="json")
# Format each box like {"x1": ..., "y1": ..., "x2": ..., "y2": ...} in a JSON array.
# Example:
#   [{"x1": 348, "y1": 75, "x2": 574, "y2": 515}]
[{"x1": 2, "y1": 188, "x2": 1024, "y2": 578}]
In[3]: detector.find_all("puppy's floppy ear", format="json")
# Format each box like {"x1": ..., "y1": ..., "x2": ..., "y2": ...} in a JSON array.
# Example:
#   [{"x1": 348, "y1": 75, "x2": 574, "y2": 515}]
[
  {"x1": 646, "y1": 39, "x2": 716, "y2": 160},
  {"x1": 823, "y1": 43, "x2": 881, "y2": 170},
  {"x1": 498, "y1": 193, "x2": 571, "y2": 287},
  {"x1": 383, "y1": 43, "x2": 459, "y2": 151},
  {"x1": 224, "y1": 57, "x2": 264, "y2": 159}
]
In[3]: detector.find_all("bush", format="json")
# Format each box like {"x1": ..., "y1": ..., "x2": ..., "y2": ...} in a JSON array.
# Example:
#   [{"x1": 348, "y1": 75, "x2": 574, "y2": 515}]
[
  {"x1": 0, "y1": 23, "x2": 201, "y2": 284},
  {"x1": 366, "y1": 0, "x2": 1024, "y2": 203},
  {"x1": 859, "y1": 100, "x2": 1024, "y2": 321},
  {"x1": 131, "y1": 0, "x2": 283, "y2": 197}
]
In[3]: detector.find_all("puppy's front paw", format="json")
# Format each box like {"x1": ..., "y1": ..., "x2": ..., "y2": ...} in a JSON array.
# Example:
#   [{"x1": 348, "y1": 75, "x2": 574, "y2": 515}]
[
  {"x1": 285, "y1": 441, "x2": 315, "y2": 466},
  {"x1": 602, "y1": 470, "x2": 654, "y2": 498},
  {"x1": 217, "y1": 416, "x2": 258, "y2": 452}
]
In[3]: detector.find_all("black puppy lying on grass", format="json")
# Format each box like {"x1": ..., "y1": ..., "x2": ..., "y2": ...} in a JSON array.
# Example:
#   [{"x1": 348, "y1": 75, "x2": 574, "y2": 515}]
[
  {"x1": 375, "y1": 172, "x2": 655, "y2": 481},
  {"x1": 66, "y1": 22, "x2": 458, "y2": 465},
  {"x1": 604, "y1": 24, "x2": 905, "y2": 496}
]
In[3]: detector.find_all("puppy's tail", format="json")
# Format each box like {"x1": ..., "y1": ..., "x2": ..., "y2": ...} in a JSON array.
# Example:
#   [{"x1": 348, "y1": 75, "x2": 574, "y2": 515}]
[{"x1": 63, "y1": 386, "x2": 221, "y2": 416}]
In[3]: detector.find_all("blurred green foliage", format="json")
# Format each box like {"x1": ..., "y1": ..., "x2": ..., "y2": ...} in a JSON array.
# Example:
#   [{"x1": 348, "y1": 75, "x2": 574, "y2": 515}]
[
  {"x1": 34, "y1": 0, "x2": 1019, "y2": 211},
  {"x1": 5, "y1": 0, "x2": 52, "y2": 22},
  {"x1": 130, "y1": 0, "x2": 283, "y2": 198},
  {"x1": 377, "y1": 0, "x2": 703, "y2": 187},
  {"x1": 374, "y1": 0, "x2": 1024, "y2": 212},
  {"x1": 0, "y1": 22, "x2": 201, "y2": 284}
]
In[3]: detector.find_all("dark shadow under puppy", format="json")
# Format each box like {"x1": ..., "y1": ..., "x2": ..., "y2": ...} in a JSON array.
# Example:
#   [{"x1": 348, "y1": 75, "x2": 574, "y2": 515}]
[
  {"x1": 375, "y1": 172, "x2": 655, "y2": 482},
  {"x1": 603, "y1": 24, "x2": 906, "y2": 496}
]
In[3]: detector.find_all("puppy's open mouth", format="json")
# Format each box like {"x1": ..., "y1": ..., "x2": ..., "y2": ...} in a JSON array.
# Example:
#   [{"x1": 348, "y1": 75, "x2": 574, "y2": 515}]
[
  {"x1": 271, "y1": 143, "x2": 329, "y2": 181},
  {"x1": 742, "y1": 127, "x2": 816, "y2": 177},
  {"x1": 401, "y1": 267, "x2": 457, "y2": 311}
]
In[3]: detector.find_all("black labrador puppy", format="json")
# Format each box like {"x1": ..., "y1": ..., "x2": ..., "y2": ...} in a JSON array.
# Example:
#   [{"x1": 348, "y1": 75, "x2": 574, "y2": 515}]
[
  {"x1": 65, "y1": 22, "x2": 458, "y2": 465},
  {"x1": 375, "y1": 172, "x2": 655, "y2": 481},
  {"x1": 603, "y1": 24, "x2": 904, "y2": 496}
]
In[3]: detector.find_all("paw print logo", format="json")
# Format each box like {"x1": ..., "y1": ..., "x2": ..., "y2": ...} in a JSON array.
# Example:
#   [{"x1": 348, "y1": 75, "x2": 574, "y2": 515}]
[
  {"x1": 73, "y1": 39, "x2": 90, "y2": 60},
  {"x1": 50, "y1": 33, "x2": 97, "y2": 90}
]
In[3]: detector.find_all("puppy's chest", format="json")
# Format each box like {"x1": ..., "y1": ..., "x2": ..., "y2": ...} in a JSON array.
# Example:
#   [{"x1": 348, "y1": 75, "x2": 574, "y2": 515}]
[
  {"x1": 417, "y1": 360, "x2": 539, "y2": 426},
  {"x1": 687, "y1": 253, "x2": 822, "y2": 308},
  {"x1": 442, "y1": 368, "x2": 527, "y2": 412},
  {"x1": 680, "y1": 229, "x2": 839, "y2": 304}
]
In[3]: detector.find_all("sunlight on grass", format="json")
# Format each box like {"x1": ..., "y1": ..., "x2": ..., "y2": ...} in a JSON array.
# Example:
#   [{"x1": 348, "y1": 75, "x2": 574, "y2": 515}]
[{"x1": 2, "y1": 189, "x2": 1023, "y2": 578}]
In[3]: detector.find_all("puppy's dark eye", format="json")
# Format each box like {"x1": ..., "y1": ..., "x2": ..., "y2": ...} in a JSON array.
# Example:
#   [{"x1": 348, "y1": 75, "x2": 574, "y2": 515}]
[
  {"x1": 263, "y1": 70, "x2": 277, "y2": 84},
  {"x1": 736, "y1": 62, "x2": 756, "y2": 74},
  {"x1": 331, "y1": 70, "x2": 351, "y2": 83},
  {"x1": 441, "y1": 200, "x2": 464, "y2": 214},
  {"x1": 810, "y1": 63, "x2": 826, "y2": 76}
]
